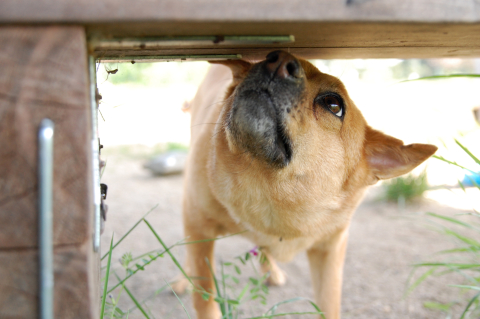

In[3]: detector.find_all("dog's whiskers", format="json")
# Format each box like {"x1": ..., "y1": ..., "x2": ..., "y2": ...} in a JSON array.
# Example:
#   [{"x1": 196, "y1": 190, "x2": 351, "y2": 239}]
[{"x1": 190, "y1": 122, "x2": 221, "y2": 128}]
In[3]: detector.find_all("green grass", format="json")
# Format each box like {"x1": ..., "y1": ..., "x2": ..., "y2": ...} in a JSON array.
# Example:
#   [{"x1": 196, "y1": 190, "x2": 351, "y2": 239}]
[
  {"x1": 100, "y1": 206, "x2": 323, "y2": 318},
  {"x1": 409, "y1": 140, "x2": 480, "y2": 318},
  {"x1": 382, "y1": 169, "x2": 429, "y2": 203}
]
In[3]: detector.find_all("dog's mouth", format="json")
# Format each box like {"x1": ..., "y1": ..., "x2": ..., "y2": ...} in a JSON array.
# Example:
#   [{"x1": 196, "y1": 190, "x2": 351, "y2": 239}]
[
  {"x1": 274, "y1": 114, "x2": 293, "y2": 166},
  {"x1": 227, "y1": 88, "x2": 293, "y2": 168}
]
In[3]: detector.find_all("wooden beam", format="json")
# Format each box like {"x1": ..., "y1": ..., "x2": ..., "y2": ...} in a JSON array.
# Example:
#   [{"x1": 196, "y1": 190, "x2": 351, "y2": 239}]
[
  {"x1": 0, "y1": 26, "x2": 98, "y2": 318},
  {"x1": 3, "y1": 2, "x2": 480, "y2": 58}
]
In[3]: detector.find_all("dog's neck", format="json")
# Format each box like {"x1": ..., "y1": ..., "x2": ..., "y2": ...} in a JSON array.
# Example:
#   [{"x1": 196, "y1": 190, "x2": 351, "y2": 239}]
[{"x1": 208, "y1": 122, "x2": 370, "y2": 240}]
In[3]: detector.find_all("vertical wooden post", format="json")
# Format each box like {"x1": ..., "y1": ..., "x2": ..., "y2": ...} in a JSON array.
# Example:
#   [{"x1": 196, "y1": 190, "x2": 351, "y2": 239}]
[{"x1": 0, "y1": 26, "x2": 99, "y2": 318}]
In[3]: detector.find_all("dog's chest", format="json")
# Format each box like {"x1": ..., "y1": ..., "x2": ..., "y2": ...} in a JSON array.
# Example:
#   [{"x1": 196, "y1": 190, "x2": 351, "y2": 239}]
[{"x1": 212, "y1": 168, "x2": 351, "y2": 241}]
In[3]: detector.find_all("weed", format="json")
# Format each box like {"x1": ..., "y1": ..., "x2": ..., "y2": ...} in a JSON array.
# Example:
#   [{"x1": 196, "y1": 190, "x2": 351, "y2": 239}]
[
  {"x1": 382, "y1": 169, "x2": 429, "y2": 203},
  {"x1": 409, "y1": 140, "x2": 480, "y2": 318},
  {"x1": 100, "y1": 207, "x2": 323, "y2": 318}
]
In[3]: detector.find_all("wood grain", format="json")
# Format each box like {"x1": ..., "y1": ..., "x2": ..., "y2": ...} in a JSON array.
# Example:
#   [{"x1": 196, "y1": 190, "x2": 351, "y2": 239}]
[
  {"x1": 88, "y1": 21, "x2": 480, "y2": 59},
  {"x1": 0, "y1": 26, "x2": 92, "y2": 249},
  {"x1": 3, "y1": 2, "x2": 480, "y2": 58},
  {"x1": 0, "y1": 244, "x2": 96, "y2": 318},
  {"x1": 0, "y1": 26, "x2": 99, "y2": 319},
  {"x1": 96, "y1": 46, "x2": 480, "y2": 62}
]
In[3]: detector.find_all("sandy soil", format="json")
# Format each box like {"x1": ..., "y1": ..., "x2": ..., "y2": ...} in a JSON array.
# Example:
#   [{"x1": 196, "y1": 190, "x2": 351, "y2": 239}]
[{"x1": 100, "y1": 152, "x2": 472, "y2": 319}]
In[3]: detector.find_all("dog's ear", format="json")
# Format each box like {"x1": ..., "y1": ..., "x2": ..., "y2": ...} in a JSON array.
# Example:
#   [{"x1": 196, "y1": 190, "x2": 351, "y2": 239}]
[
  {"x1": 209, "y1": 59, "x2": 252, "y2": 82},
  {"x1": 364, "y1": 126, "x2": 437, "y2": 181}
]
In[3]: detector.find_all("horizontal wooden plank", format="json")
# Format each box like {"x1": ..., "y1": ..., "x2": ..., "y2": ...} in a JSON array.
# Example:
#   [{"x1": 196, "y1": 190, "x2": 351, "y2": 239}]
[
  {"x1": 1, "y1": 0, "x2": 480, "y2": 23},
  {"x1": 88, "y1": 22, "x2": 480, "y2": 47},
  {"x1": 0, "y1": 26, "x2": 92, "y2": 248},
  {"x1": 89, "y1": 21, "x2": 480, "y2": 59},
  {"x1": 95, "y1": 46, "x2": 480, "y2": 61},
  {"x1": 0, "y1": 244, "x2": 97, "y2": 319}
]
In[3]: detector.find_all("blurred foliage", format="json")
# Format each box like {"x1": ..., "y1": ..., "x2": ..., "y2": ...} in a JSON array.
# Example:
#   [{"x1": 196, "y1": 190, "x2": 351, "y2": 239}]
[
  {"x1": 410, "y1": 141, "x2": 480, "y2": 319},
  {"x1": 382, "y1": 170, "x2": 429, "y2": 203}
]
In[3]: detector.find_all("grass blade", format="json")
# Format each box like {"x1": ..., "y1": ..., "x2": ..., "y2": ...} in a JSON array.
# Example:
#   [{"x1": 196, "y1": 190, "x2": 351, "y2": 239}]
[
  {"x1": 205, "y1": 258, "x2": 226, "y2": 316},
  {"x1": 405, "y1": 267, "x2": 437, "y2": 297},
  {"x1": 101, "y1": 235, "x2": 114, "y2": 319},
  {"x1": 101, "y1": 204, "x2": 158, "y2": 260},
  {"x1": 426, "y1": 212, "x2": 476, "y2": 230},
  {"x1": 165, "y1": 280, "x2": 192, "y2": 319},
  {"x1": 460, "y1": 292, "x2": 480, "y2": 319},
  {"x1": 450, "y1": 285, "x2": 480, "y2": 292},
  {"x1": 433, "y1": 155, "x2": 478, "y2": 175},
  {"x1": 400, "y1": 74, "x2": 480, "y2": 83},
  {"x1": 113, "y1": 272, "x2": 151, "y2": 319},
  {"x1": 264, "y1": 297, "x2": 324, "y2": 319},
  {"x1": 455, "y1": 139, "x2": 480, "y2": 166},
  {"x1": 245, "y1": 311, "x2": 323, "y2": 319},
  {"x1": 414, "y1": 262, "x2": 480, "y2": 269},
  {"x1": 143, "y1": 218, "x2": 194, "y2": 286}
]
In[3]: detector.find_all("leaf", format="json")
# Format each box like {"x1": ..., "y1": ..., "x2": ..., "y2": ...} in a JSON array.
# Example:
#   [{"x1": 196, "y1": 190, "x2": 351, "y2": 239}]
[
  {"x1": 237, "y1": 256, "x2": 246, "y2": 265},
  {"x1": 227, "y1": 299, "x2": 240, "y2": 305},
  {"x1": 202, "y1": 293, "x2": 210, "y2": 301},
  {"x1": 237, "y1": 283, "x2": 250, "y2": 301},
  {"x1": 261, "y1": 284, "x2": 269, "y2": 294},
  {"x1": 249, "y1": 277, "x2": 259, "y2": 285},
  {"x1": 234, "y1": 265, "x2": 241, "y2": 275},
  {"x1": 100, "y1": 235, "x2": 114, "y2": 319}
]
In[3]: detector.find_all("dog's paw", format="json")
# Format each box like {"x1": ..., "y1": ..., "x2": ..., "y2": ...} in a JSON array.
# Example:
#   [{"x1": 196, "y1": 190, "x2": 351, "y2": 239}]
[
  {"x1": 265, "y1": 267, "x2": 287, "y2": 286},
  {"x1": 170, "y1": 275, "x2": 192, "y2": 295}
]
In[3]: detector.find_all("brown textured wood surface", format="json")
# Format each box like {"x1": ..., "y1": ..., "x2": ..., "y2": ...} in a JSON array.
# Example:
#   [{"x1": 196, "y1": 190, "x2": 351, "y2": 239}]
[
  {"x1": 90, "y1": 21, "x2": 480, "y2": 59},
  {"x1": 0, "y1": 244, "x2": 95, "y2": 318},
  {"x1": 1, "y1": 0, "x2": 480, "y2": 23},
  {"x1": 96, "y1": 46, "x2": 480, "y2": 61},
  {"x1": 0, "y1": 26, "x2": 99, "y2": 319},
  {"x1": 0, "y1": 26, "x2": 92, "y2": 249},
  {"x1": 2, "y1": 2, "x2": 480, "y2": 59}
]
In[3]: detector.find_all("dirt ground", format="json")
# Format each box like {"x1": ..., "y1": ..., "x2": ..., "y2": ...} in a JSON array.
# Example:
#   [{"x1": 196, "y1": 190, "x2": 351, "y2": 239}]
[{"x1": 100, "y1": 152, "x2": 472, "y2": 319}]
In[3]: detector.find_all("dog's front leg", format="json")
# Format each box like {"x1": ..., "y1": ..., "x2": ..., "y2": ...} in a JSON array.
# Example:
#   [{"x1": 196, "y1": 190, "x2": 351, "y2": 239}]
[
  {"x1": 307, "y1": 228, "x2": 349, "y2": 319},
  {"x1": 184, "y1": 225, "x2": 221, "y2": 319}
]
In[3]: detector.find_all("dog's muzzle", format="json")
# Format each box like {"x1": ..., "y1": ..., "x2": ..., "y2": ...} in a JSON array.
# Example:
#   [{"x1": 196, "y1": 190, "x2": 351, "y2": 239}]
[{"x1": 227, "y1": 50, "x2": 305, "y2": 168}]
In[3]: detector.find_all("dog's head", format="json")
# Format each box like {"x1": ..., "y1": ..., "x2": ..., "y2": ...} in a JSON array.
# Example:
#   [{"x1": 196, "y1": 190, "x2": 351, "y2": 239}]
[{"x1": 210, "y1": 50, "x2": 437, "y2": 237}]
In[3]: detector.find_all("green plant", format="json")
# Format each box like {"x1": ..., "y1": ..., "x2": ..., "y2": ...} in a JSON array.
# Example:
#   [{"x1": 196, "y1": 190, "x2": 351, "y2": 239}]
[
  {"x1": 100, "y1": 206, "x2": 324, "y2": 318},
  {"x1": 382, "y1": 169, "x2": 429, "y2": 203},
  {"x1": 409, "y1": 140, "x2": 480, "y2": 318}
]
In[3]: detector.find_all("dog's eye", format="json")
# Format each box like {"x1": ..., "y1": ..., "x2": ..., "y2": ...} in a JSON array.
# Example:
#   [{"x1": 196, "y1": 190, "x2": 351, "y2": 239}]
[
  {"x1": 316, "y1": 94, "x2": 344, "y2": 118},
  {"x1": 323, "y1": 96, "x2": 342, "y2": 117}
]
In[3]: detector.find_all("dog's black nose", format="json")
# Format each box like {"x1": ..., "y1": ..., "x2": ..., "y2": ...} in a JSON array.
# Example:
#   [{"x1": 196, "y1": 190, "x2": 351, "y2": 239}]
[{"x1": 265, "y1": 50, "x2": 302, "y2": 79}]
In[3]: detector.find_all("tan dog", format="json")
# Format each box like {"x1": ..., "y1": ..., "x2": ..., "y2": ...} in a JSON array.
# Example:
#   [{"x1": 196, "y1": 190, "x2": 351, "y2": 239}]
[{"x1": 174, "y1": 50, "x2": 437, "y2": 319}]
